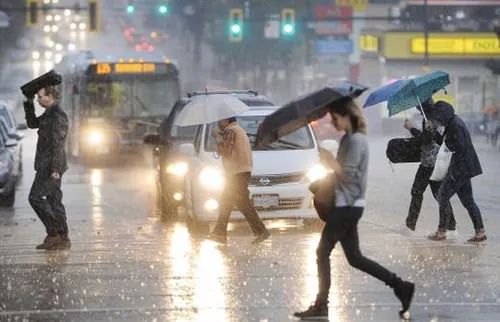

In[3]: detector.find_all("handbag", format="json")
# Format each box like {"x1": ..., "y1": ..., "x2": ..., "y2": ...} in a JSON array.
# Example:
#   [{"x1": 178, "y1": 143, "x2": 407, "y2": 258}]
[
  {"x1": 430, "y1": 140, "x2": 453, "y2": 181},
  {"x1": 386, "y1": 138, "x2": 421, "y2": 163},
  {"x1": 308, "y1": 173, "x2": 336, "y2": 222}
]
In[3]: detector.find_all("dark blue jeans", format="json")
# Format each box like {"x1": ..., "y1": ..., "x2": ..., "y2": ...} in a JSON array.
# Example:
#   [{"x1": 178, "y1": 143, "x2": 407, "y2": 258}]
[
  {"x1": 316, "y1": 207, "x2": 396, "y2": 303},
  {"x1": 437, "y1": 173, "x2": 484, "y2": 231}
]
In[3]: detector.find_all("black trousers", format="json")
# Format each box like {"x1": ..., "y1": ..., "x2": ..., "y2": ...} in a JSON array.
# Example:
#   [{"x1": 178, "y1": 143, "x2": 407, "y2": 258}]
[
  {"x1": 212, "y1": 172, "x2": 268, "y2": 237},
  {"x1": 29, "y1": 172, "x2": 68, "y2": 237},
  {"x1": 316, "y1": 207, "x2": 397, "y2": 303},
  {"x1": 407, "y1": 165, "x2": 456, "y2": 229},
  {"x1": 437, "y1": 173, "x2": 484, "y2": 231}
]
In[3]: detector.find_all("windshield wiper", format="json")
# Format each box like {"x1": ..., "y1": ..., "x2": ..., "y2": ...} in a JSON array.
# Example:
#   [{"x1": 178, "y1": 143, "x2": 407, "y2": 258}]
[{"x1": 134, "y1": 95, "x2": 148, "y2": 112}]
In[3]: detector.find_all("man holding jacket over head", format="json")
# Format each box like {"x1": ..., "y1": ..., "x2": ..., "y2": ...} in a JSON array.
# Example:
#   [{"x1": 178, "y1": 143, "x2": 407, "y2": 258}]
[{"x1": 24, "y1": 85, "x2": 70, "y2": 250}]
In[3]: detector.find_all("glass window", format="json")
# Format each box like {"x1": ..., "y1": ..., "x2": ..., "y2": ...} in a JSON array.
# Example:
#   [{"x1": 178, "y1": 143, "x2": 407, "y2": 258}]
[
  {"x1": 204, "y1": 116, "x2": 314, "y2": 152},
  {"x1": 83, "y1": 76, "x2": 178, "y2": 118}
]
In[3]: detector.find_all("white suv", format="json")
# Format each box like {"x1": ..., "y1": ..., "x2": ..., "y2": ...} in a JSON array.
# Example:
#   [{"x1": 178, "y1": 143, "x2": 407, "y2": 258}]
[{"x1": 179, "y1": 106, "x2": 337, "y2": 225}]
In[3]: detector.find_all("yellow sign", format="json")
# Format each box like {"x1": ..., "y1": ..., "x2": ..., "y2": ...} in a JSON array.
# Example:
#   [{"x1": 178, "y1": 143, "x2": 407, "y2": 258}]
[
  {"x1": 114, "y1": 63, "x2": 156, "y2": 73},
  {"x1": 360, "y1": 35, "x2": 378, "y2": 52},
  {"x1": 336, "y1": 0, "x2": 367, "y2": 12},
  {"x1": 411, "y1": 37, "x2": 500, "y2": 55},
  {"x1": 464, "y1": 38, "x2": 500, "y2": 54},
  {"x1": 96, "y1": 63, "x2": 111, "y2": 74}
]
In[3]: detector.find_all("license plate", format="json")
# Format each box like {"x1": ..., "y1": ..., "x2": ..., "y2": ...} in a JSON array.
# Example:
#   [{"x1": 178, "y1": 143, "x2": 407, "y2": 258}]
[{"x1": 253, "y1": 194, "x2": 279, "y2": 208}]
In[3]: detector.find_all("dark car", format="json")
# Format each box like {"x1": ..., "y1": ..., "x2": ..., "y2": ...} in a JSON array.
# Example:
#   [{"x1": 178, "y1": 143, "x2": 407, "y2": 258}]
[
  {"x1": 0, "y1": 134, "x2": 17, "y2": 207},
  {"x1": 0, "y1": 117, "x2": 22, "y2": 184},
  {"x1": 144, "y1": 90, "x2": 274, "y2": 218}
]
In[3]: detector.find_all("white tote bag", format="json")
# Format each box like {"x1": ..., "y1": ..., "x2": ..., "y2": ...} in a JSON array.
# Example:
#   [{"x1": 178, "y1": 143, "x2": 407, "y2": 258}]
[{"x1": 430, "y1": 140, "x2": 453, "y2": 181}]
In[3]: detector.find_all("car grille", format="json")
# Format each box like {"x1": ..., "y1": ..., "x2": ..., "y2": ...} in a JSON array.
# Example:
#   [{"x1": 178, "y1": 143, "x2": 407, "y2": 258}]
[
  {"x1": 254, "y1": 197, "x2": 304, "y2": 211},
  {"x1": 250, "y1": 172, "x2": 304, "y2": 186}
]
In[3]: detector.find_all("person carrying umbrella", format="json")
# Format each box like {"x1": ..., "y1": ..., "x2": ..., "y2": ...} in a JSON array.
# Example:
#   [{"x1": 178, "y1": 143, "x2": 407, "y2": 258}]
[
  {"x1": 208, "y1": 117, "x2": 271, "y2": 244},
  {"x1": 425, "y1": 101, "x2": 487, "y2": 242},
  {"x1": 294, "y1": 99, "x2": 414, "y2": 320},
  {"x1": 403, "y1": 99, "x2": 457, "y2": 232}
]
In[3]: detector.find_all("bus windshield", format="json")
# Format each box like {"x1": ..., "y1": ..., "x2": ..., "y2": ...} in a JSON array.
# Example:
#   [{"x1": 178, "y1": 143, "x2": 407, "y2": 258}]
[{"x1": 83, "y1": 77, "x2": 178, "y2": 118}]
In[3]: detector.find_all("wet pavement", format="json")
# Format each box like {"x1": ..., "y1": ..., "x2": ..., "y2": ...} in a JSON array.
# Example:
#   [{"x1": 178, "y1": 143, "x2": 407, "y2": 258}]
[{"x1": 1, "y1": 131, "x2": 500, "y2": 321}]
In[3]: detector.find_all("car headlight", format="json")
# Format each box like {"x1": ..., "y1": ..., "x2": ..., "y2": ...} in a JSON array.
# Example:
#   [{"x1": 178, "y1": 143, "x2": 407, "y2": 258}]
[
  {"x1": 87, "y1": 130, "x2": 104, "y2": 145},
  {"x1": 199, "y1": 166, "x2": 225, "y2": 191},
  {"x1": 166, "y1": 162, "x2": 188, "y2": 177},
  {"x1": 306, "y1": 164, "x2": 329, "y2": 182}
]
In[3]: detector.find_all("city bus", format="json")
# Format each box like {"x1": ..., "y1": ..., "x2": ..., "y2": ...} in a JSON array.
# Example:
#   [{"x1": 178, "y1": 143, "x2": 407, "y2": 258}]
[{"x1": 56, "y1": 51, "x2": 180, "y2": 161}]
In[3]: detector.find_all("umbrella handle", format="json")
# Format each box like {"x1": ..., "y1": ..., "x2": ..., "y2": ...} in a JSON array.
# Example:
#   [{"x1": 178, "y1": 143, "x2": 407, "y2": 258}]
[{"x1": 416, "y1": 95, "x2": 428, "y2": 121}]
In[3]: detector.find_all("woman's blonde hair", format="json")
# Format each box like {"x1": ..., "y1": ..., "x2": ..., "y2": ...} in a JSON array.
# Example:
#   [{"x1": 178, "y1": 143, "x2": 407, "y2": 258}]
[{"x1": 328, "y1": 98, "x2": 368, "y2": 134}]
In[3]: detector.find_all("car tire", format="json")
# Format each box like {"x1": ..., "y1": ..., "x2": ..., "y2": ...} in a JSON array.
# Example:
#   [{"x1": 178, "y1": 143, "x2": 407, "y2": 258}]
[{"x1": 0, "y1": 188, "x2": 15, "y2": 208}]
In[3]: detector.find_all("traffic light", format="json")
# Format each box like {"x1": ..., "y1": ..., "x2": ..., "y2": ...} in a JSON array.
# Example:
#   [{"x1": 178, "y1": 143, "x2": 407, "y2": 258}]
[
  {"x1": 157, "y1": 3, "x2": 168, "y2": 15},
  {"x1": 88, "y1": 0, "x2": 99, "y2": 32},
  {"x1": 229, "y1": 8, "x2": 243, "y2": 42},
  {"x1": 281, "y1": 8, "x2": 295, "y2": 36},
  {"x1": 126, "y1": 2, "x2": 135, "y2": 14},
  {"x1": 26, "y1": 0, "x2": 40, "y2": 26}
]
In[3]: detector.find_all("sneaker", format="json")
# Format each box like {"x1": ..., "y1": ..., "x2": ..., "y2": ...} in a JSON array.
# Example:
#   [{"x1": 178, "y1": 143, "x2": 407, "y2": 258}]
[
  {"x1": 427, "y1": 231, "x2": 446, "y2": 241},
  {"x1": 36, "y1": 235, "x2": 61, "y2": 250},
  {"x1": 394, "y1": 281, "x2": 415, "y2": 318},
  {"x1": 207, "y1": 232, "x2": 227, "y2": 244},
  {"x1": 293, "y1": 302, "x2": 328, "y2": 320},
  {"x1": 467, "y1": 234, "x2": 487, "y2": 243},
  {"x1": 57, "y1": 236, "x2": 72, "y2": 250},
  {"x1": 251, "y1": 230, "x2": 270, "y2": 245}
]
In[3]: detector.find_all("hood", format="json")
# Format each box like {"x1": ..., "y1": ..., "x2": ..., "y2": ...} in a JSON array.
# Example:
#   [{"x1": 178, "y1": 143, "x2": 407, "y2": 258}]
[
  {"x1": 428, "y1": 101, "x2": 455, "y2": 126},
  {"x1": 252, "y1": 149, "x2": 320, "y2": 175},
  {"x1": 201, "y1": 149, "x2": 321, "y2": 175}
]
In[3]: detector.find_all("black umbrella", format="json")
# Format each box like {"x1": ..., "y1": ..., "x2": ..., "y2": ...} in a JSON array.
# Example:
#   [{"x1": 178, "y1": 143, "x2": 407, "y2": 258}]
[{"x1": 256, "y1": 81, "x2": 368, "y2": 146}]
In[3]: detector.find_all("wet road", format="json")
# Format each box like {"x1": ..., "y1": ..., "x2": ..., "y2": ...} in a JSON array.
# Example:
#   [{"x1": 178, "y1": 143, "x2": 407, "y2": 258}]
[{"x1": 1, "y1": 131, "x2": 500, "y2": 321}]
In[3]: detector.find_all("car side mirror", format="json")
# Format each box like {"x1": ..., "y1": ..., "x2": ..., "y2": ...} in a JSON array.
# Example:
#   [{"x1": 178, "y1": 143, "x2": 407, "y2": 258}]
[
  {"x1": 143, "y1": 134, "x2": 160, "y2": 145},
  {"x1": 5, "y1": 139, "x2": 17, "y2": 148},
  {"x1": 17, "y1": 123, "x2": 28, "y2": 130},
  {"x1": 320, "y1": 139, "x2": 338, "y2": 156},
  {"x1": 179, "y1": 143, "x2": 195, "y2": 157}
]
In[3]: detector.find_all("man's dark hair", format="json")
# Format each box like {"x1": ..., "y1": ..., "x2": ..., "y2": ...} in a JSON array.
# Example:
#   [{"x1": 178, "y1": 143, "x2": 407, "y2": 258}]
[
  {"x1": 42, "y1": 85, "x2": 60, "y2": 100},
  {"x1": 227, "y1": 117, "x2": 237, "y2": 123}
]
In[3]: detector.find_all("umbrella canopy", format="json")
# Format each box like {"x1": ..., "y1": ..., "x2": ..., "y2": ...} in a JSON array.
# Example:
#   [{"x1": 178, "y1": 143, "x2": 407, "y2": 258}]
[
  {"x1": 256, "y1": 81, "x2": 368, "y2": 146},
  {"x1": 364, "y1": 71, "x2": 450, "y2": 116},
  {"x1": 174, "y1": 94, "x2": 250, "y2": 127},
  {"x1": 363, "y1": 79, "x2": 408, "y2": 108}
]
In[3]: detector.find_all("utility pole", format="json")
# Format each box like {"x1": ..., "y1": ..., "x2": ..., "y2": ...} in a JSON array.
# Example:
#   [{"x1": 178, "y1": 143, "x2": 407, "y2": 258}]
[{"x1": 423, "y1": 0, "x2": 429, "y2": 69}]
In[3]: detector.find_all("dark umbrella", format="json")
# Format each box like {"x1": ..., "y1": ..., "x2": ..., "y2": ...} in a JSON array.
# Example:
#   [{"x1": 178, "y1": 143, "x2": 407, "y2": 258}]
[{"x1": 256, "y1": 81, "x2": 368, "y2": 146}]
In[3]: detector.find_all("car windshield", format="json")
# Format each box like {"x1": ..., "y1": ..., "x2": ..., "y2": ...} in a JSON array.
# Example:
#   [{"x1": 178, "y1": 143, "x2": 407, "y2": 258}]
[{"x1": 204, "y1": 115, "x2": 314, "y2": 152}]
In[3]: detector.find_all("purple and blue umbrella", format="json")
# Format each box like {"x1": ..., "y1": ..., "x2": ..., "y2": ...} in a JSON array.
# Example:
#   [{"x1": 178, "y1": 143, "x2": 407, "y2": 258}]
[{"x1": 364, "y1": 71, "x2": 450, "y2": 117}]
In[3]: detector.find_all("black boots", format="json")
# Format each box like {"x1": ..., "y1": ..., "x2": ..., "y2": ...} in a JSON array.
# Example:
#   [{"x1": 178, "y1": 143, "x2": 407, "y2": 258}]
[{"x1": 391, "y1": 277, "x2": 415, "y2": 318}]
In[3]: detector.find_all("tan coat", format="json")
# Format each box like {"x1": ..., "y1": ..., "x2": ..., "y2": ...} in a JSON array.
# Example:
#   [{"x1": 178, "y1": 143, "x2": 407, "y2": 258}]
[{"x1": 217, "y1": 122, "x2": 253, "y2": 175}]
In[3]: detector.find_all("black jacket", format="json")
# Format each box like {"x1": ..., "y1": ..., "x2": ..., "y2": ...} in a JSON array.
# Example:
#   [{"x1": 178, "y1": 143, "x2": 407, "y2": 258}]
[
  {"x1": 428, "y1": 101, "x2": 482, "y2": 179},
  {"x1": 24, "y1": 100, "x2": 68, "y2": 174}
]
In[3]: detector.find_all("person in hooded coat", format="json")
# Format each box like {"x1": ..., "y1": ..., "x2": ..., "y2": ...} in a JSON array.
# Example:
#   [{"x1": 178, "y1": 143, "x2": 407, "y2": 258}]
[{"x1": 426, "y1": 101, "x2": 486, "y2": 242}]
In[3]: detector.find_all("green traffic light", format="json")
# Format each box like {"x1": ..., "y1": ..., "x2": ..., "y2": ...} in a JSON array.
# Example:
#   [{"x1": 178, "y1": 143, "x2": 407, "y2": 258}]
[
  {"x1": 230, "y1": 24, "x2": 241, "y2": 34},
  {"x1": 158, "y1": 5, "x2": 168, "y2": 15},
  {"x1": 283, "y1": 23, "x2": 294, "y2": 35},
  {"x1": 126, "y1": 5, "x2": 135, "y2": 14}
]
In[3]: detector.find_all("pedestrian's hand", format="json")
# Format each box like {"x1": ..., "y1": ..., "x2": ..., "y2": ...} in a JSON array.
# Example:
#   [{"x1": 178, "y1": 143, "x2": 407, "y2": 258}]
[
  {"x1": 404, "y1": 119, "x2": 413, "y2": 130},
  {"x1": 51, "y1": 172, "x2": 60, "y2": 180},
  {"x1": 211, "y1": 128, "x2": 221, "y2": 139}
]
